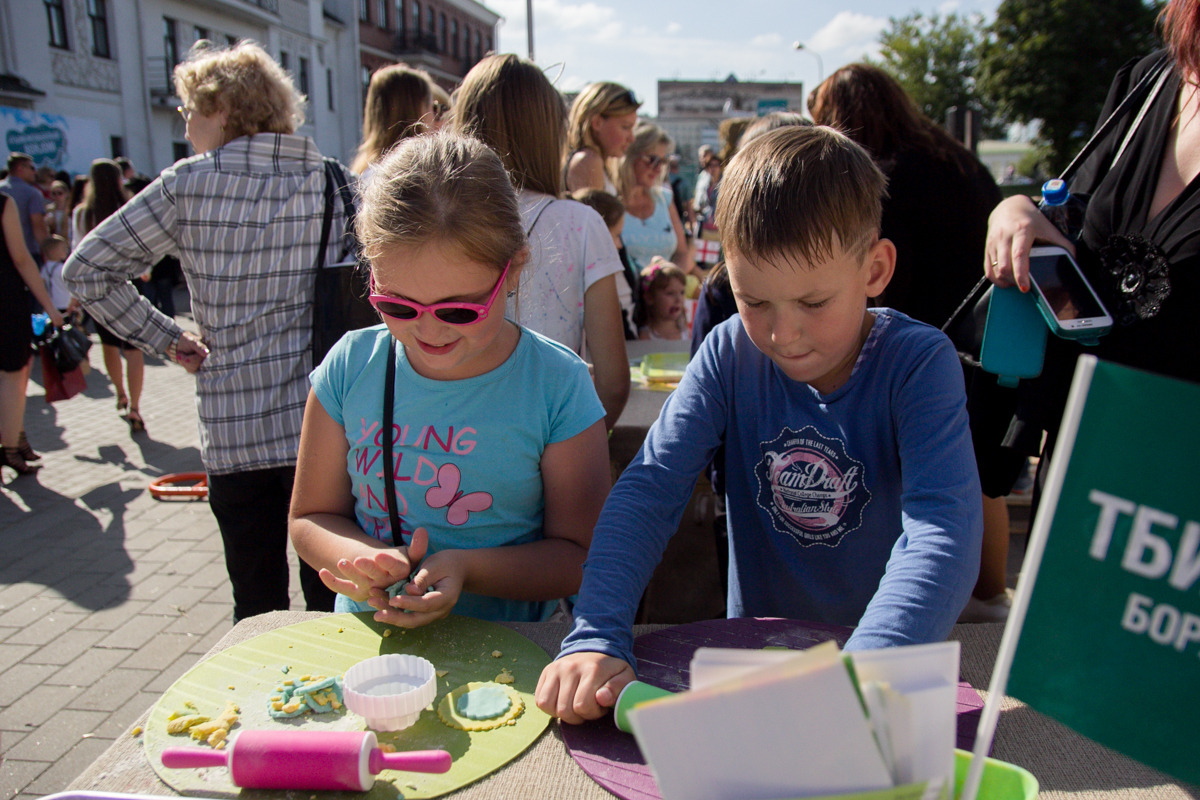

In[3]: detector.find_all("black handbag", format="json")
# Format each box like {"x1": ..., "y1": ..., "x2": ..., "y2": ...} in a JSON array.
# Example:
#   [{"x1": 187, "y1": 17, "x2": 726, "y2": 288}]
[
  {"x1": 312, "y1": 159, "x2": 377, "y2": 368},
  {"x1": 52, "y1": 323, "x2": 92, "y2": 373}
]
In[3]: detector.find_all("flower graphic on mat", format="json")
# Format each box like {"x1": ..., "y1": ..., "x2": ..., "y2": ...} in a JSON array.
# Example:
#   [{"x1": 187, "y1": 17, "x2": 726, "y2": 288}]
[
  {"x1": 1098, "y1": 233, "x2": 1171, "y2": 326},
  {"x1": 425, "y1": 463, "x2": 493, "y2": 525}
]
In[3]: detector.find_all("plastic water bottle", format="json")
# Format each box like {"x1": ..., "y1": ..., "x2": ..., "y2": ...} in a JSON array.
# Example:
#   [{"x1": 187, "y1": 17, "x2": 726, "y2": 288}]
[
  {"x1": 31, "y1": 313, "x2": 49, "y2": 336},
  {"x1": 1038, "y1": 179, "x2": 1086, "y2": 241}
]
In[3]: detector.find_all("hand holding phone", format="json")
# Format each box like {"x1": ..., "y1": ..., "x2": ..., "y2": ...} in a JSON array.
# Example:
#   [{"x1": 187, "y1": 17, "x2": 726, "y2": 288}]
[{"x1": 1027, "y1": 246, "x2": 1112, "y2": 344}]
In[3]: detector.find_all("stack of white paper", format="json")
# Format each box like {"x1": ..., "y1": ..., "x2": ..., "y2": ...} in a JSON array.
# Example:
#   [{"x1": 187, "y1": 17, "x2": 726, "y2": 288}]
[{"x1": 627, "y1": 640, "x2": 959, "y2": 800}]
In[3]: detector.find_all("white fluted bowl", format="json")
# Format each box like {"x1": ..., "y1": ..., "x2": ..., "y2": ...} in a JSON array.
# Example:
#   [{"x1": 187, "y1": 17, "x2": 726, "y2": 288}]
[{"x1": 342, "y1": 653, "x2": 437, "y2": 732}]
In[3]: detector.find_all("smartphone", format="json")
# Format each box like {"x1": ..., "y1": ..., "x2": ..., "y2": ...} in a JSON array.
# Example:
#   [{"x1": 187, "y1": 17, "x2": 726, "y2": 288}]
[{"x1": 1027, "y1": 245, "x2": 1113, "y2": 343}]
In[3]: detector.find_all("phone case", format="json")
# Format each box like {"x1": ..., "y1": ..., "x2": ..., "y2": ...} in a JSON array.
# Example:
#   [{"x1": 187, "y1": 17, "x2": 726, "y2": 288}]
[{"x1": 981, "y1": 286, "x2": 1048, "y2": 387}]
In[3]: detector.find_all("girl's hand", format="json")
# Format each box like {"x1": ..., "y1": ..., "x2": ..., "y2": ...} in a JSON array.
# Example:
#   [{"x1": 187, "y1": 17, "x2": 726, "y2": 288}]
[
  {"x1": 985, "y1": 195, "x2": 1074, "y2": 292},
  {"x1": 535, "y1": 653, "x2": 636, "y2": 724},
  {"x1": 368, "y1": 547, "x2": 465, "y2": 628},
  {"x1": 319, "y1": 527, "x2": 430, "y2": 602},
  {"x1": 48, "y1": 308, "x2": 65, "y2": 328}
]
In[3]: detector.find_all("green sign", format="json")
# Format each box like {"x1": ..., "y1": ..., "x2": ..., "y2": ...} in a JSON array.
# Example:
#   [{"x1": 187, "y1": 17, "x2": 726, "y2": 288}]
[{"x1": 1007, "y1": 358, "x2": 1200, "y2": 785}]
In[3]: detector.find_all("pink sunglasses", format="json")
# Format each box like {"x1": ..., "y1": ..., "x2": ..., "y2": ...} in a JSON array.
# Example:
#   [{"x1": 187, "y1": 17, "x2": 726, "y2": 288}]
[{"x1": 369, "y1": 261, "x2": 510, "y2": 326}]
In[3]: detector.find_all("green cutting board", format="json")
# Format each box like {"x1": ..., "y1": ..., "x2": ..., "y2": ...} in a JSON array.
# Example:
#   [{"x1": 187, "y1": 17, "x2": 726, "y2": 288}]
[{"x1": 144, "y1": 613, "x2": 552, "y2": 798}]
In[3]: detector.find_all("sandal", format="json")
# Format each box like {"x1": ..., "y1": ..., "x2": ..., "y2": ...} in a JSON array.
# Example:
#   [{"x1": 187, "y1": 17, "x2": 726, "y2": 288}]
[
  {"x1": 3, "y1": 446, "x2": 41, "y2": 476},
  {"x1": 116, "y1": 395, "x2": 129, "y2": 416},
  {"x1": 126, "y1": 408, "x2": 146, "y2": 433},
  {"x1": 17, "y1": 431, "x2": 41, "y2": 463}
]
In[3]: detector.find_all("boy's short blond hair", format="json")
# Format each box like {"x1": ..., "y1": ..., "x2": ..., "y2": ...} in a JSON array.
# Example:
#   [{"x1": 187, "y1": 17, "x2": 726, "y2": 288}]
[{"x1": 715, "y1": 126, "x2": 886, "y2": 269}]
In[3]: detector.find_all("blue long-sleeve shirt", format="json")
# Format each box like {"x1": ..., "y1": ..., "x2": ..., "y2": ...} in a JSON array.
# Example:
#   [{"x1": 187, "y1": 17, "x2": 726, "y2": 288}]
[{"x1": 561, "y1": 310, "x2": 982, "y2": 668}]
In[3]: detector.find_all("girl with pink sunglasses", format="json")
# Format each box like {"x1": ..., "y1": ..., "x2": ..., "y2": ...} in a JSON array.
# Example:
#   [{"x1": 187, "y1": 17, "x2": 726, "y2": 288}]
[{"x1": 289, "y1": 132, "x2": 611, "y2": 627}]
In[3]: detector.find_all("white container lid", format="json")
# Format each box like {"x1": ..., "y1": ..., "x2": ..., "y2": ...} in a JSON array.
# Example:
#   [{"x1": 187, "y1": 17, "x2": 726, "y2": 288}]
[{"x1": 343, "y1": 653, "x2": 438, "y2": 732}]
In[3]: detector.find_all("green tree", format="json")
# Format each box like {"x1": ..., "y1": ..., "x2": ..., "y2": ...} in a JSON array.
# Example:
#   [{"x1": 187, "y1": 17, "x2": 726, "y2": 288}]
[
  {"x1": 977, "y1": 0, "x2": 1160, "y2": 173},
  {"x1": 872, "y1": 12, "x2": 988, "y2": 127}
]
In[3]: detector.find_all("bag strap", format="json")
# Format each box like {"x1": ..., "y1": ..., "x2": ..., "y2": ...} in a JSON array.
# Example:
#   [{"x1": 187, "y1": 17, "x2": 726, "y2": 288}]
[
  {"x1": 1056, "y1": 53, "x2": 1172, "y2": 184},
  {"x1": 1109, "y1": 62, "x2": 1173, "y2": 171},
  {"x1": 316, "y1": 162, "x2": 336, "y2": 271},
  {"x1": 322, "y1": 158, "x2": 357, "y2": 262},
  {"x1": 525, "y1": 197, "x2": 555, "y2": 237},
  {"x1": 382, "y1": 339, "x2": 402, "y2": 541}
]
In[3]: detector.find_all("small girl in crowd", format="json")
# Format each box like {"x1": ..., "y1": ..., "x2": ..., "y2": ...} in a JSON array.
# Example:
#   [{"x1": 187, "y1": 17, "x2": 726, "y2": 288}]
[
  {"x1": 39, "y1": 235, "x2": 73, "y2": 315},
  {"x1": 289, "y1": 132, "x2": 611, "y2": 627},
  {"x1": 636, "y1": 257, "x2": 688, "y2": 341}
]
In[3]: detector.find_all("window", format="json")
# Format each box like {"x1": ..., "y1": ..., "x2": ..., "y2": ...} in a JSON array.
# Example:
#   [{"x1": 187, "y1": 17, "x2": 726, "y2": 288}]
[
  {"x1": 226, "y1": 34, "x2": 238, "y2": 46},
  {"x1": 164, "y1": 18, "x2": 180, "y2": 70},
  {"x1": 438, "y1": 13, "x2": 446, "y2": 52},
  {"x1": 88, "y1": 0, "x2": 110, "y2": 57},
  {"x1": 377, "y1": 0, "x2": 387, "y2": 28},
  {"x1": 396, "y1": 0, "x2": 405, "y2": 33},
  {"x1": 45, "y1": 0, "x2": 68, "y2": 49},
  {"x1": 361, "y1": 66, "x2": 371, "y2": 101},
  {"x1": 412, "y1": 1, "x2": 420, "y2": 34},
  {"x1": 110, "y1": 136, "x2": 124, "y2": 158},
  {"x1": 193, "y1": 25, "x2": 209, "y2": 43},
  {"x1": 173, "y1": 142, "x2": 190, "y2": 162},
  {"x1": 451, "y1": 19, "x2": 458, "y2": 57},
  {"x1": 359, "y1": 0, "x2": 369, "y2": 22},
  {"x1": 474, "y1": 31, "x2": 481, "y2": 61},
  {"x1": 426, "y1": 6, "x2": 433, "y2": 33},
  {"x1": 327, "y1": 68, "x2": 335, "y2": 110},
  {"x1": 298, "y1": 57, "x2": 309, "y2": 97},
  {"x1": 279, "y1": 51, "x2": 289, "y2": 71}
]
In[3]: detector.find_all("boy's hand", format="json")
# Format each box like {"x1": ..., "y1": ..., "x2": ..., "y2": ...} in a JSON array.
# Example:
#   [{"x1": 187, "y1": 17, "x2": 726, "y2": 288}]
[
  {"x1": 368, "y1": 545, "x2": 464, "y2": 628},
  {"x1": 535, "y1": 653, "x2": 635, "y2": 724},
  {"x1": 318, "y1": 527, "x2": 430, "y2": 602}
]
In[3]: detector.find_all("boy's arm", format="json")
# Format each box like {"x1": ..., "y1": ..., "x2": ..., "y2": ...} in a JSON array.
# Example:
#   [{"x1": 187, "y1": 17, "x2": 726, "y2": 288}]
[
  {"x1": 846, "y1": 334, "x2": 984, "y2": 650},
  {"x1": 557, "y1": 334, "x2": 730, "y2": 667}
]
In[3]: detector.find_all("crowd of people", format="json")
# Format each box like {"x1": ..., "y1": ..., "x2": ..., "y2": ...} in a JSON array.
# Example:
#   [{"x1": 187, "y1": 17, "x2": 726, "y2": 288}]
[{"x1": 2, "y1": 0, "x2": 1197, "y2": 731}]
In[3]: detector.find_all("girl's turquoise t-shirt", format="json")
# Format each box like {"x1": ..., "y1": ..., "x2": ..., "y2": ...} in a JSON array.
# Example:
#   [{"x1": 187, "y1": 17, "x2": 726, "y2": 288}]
[{"x1": 311, "y1": 324, "x2": 605, "y2": 622}]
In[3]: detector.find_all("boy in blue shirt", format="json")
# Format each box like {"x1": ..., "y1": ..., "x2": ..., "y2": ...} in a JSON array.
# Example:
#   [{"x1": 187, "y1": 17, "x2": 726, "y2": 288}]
[{"x1": 536, "y1": 126, "x2": 983, "y2": 724}]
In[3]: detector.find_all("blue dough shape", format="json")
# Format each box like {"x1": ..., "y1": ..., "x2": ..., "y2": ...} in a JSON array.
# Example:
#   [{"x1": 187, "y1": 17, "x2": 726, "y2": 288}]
[
  {"x1": 455, "y1": 685, "x2": 512, "y2": 720},
  {"x1": 386, "y1": 579, "x2": 410, "y2": 600}
]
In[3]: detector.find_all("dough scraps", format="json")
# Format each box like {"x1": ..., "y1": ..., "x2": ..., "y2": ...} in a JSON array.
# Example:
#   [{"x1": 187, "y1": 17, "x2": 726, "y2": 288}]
[
  {"x1": 437, "y1": 682, "x2": 524, "y2": 731},
  {"x1": 268, "y1": 675, "x2": 345, "y2": 719}
]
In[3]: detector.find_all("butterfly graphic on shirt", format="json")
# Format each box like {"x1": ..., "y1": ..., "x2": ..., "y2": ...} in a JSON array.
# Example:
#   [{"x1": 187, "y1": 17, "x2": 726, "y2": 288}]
[{"x1": 424, "y1": 463, "x2": 493, "y2": 526}]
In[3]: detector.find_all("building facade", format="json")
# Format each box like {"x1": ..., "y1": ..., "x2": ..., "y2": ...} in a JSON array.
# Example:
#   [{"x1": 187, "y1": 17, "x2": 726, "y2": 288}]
[
  {"x1": 1, "y1": 0, "x2": 364, "y2": 176},
  {"x1": 355, "y1": 0, "x2": 499, "y2": 94},
  {"x1": 657, "y1": 75, "x2": 806, "y2": 174}
]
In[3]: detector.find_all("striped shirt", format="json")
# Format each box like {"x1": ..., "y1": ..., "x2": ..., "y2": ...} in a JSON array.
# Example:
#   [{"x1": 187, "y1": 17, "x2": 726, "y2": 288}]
[{"x1": 63, "y1": 133, "x2": 351, "y2": 475}]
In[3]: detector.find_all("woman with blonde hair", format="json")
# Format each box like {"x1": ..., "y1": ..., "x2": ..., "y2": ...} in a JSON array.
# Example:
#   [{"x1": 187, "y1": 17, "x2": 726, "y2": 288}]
[
  {"x1": 617, "y1": 122, "x2": 691, "y2": 275},
  {"x1": 65, "y1": 39, "x2": 348, "y2": 621},
  {"x1": 350, "y1": 63, "x2": 435, "y2": 175},
  {"x1": 453, "y1": 54, "x2": 629, "y2": 429},
  {"x1": 565, "y1": 82, "x2": 641, "y2": 193}
]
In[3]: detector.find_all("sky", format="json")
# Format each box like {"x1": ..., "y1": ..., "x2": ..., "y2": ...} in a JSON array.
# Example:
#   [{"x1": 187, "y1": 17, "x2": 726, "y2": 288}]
[{"x1": 485, "y1": 0, "x2": 1003, "y2": 116}]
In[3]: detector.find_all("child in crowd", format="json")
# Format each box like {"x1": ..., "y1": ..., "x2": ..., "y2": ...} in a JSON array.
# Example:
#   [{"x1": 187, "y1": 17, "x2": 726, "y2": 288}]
[
  {"x1": 38, "y1": 235, "x2": 73, "y2": 314},
  {"x1": 636, "y1": 257, "x2": 688, "y2": 341},
  {"x1": 571, "y1": 188, "x2": 638, "y2": 340},
  {"x1": 289, "y1": 133, "x2": 611, "y2": 627},
  {"x1": 536, "y1": 126, "x2": 983, "y2": 723}
]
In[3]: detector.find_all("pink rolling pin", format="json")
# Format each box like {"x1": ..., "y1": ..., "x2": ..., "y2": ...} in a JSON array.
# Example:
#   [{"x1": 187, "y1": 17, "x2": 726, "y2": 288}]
[{"x1": 161, "y1": 729, "x2": 451, "y2": 791}]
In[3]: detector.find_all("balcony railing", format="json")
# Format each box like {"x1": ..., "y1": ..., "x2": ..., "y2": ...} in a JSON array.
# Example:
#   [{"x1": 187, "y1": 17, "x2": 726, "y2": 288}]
[
  {"x1": 392, "y1": 31, "x2": 440, "y2": 55},
  {"x1": 145, "y1": 57, "x2": 178, "y2": 104}
]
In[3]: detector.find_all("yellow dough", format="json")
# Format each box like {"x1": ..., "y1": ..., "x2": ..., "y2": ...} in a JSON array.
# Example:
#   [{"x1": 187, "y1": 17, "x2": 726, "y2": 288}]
[{"x1": 437, "y1": 682, "x2": 524, "y2": 731}]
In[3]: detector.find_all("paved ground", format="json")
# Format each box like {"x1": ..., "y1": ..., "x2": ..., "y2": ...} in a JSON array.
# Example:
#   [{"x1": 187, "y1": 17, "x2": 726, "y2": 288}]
[{"x1": 0, "y1": 307, "x2": 306, "y2": 800}]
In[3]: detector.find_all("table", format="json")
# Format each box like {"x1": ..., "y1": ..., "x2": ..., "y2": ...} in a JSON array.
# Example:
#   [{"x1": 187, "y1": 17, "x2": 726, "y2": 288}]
[{"x1": 68, "y1": 613, "x2": 1197, "y2": 800}]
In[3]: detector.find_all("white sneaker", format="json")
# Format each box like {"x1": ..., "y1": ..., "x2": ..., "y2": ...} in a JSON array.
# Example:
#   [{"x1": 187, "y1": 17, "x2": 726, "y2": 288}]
[{"x1": 958, "y1": 588, "x2": 1014, "y2": 623}]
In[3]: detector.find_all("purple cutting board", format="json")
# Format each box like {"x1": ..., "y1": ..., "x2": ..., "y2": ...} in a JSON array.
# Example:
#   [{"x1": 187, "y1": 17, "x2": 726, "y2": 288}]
[{"x1": 560, "y1": 618, "x2": 984, "y2": 800}]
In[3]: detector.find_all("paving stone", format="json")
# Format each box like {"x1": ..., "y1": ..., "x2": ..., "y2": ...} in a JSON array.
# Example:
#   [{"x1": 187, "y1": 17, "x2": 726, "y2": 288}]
[
  {"x1": 23, "y1": 627, "x2": 106, "y2": 665},
  {"x1": 0, "y1": 759, "x2": 48, "y2": 799},
  {"x1": 65, "y1": 667, "x2": 159, "y2": 713},
  {"x1": 189, "y1": 561, "x2": 232, "y2": 589},
  {"x1": 120, "y1": 632, "x2": 197, "y2": 672},
  {"x1": 136, "y1": 537, "x2": 205, "y2": 564},
  {"x1": 43, "y1": 647, "x2": 131, "y2": 688},
  {"x1": 91, "y1": 692, "x2": 158, "y2": 739},
  {"x1": 72, "y1": 600, "x2": 151, "y2": 632},
  {"x1": 0, "y1": 664, "x2": 62, "y2": 707},
  {"x1": 162, "y1": 600, "x2": 231, "y2": 638},
  {"x1": 1, "y1": 611, "x2": 87, "y2": 647},
  {"x1": 0, "y1": 642, "x2": 36, "y2": 672},
  {"x1": 22, "y1": 736, "x2": 112, "y2": 794},
  {"x1": 94, "y1": 613, "x2": 173, "y2": 650},
  {"x1": 143, "y1": 653, "x2": 205, "y2": 694},
  {"x1": 142, "y1": 585, "x2": 210, "y2": 616},
  {"x1": 185, "y1": 624, "x2": 229, "y2": 657},
  {"x1": 0, "y1": 599, "x2": 69, "y2": 629},
  {"x1": 0, "y1": 691, "x2": 95, "y2": 740},
  {"x1": 122, "y1": 572, "x2": 191, "y2": 603}
]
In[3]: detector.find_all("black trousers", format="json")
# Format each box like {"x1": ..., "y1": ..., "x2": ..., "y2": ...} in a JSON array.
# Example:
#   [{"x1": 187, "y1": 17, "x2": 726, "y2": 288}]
[{"x1": 208, "y1": 466, "x2": 335, "y2": 622}]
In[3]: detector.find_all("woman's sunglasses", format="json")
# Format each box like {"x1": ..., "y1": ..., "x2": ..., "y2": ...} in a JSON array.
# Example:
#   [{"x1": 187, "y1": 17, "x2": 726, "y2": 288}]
[
  {"x1": 641, "y1": 154, "x2": 665, "y2": 169},
  {"x1": 369, "y1": 261, "x2": 510, "y2": 325}
]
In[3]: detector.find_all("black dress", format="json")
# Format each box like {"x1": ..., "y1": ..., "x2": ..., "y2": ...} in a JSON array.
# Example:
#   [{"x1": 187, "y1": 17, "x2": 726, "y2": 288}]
[
  {"x1": 0, "y1": 193, "x2": 34, "y2": 372},
  {"x1": 989, "y1": 51, "x2": 1200, "y2": 489}
]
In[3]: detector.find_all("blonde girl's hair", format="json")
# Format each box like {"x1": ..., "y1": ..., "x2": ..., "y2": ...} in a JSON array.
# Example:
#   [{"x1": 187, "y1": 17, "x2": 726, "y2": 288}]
[
  {"x1": 356, "y1": 132, "x2": 526, "y2": 274},
  {"x1": 566, "y1": 81, "x2": 642, "y2": 156},
  {"x1": 453, "y1": 53, "x2": 566, "y2": 197},
  {"x1": 615, "y1": 122, "x2": 672, "y2": 198},
  {"x1": 351, "y1": 64, "x2": 434, "y2": 174},
  {"x1": 174, "y1": 40, "x2": 304, "y2": 145},
  {"x1": 634, "y1": 256, "x2": 686, "y2": 328}
]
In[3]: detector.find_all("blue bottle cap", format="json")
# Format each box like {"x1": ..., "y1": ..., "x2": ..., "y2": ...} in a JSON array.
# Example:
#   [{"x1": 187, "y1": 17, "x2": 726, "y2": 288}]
[{"x1": 1041, "y1": 178, "x2": 1069, "y2": 206}]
